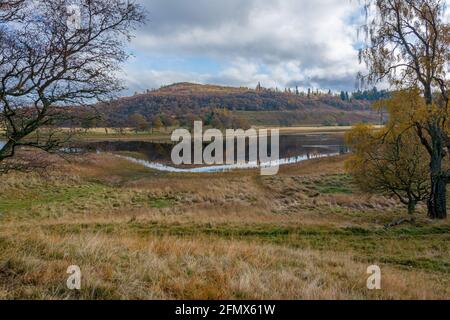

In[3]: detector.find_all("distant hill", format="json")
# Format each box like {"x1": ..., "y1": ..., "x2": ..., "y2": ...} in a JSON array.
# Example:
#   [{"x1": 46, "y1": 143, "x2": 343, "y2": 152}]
[{"x1": 94, "y1": 82, "x2": 382, "y2": 128}]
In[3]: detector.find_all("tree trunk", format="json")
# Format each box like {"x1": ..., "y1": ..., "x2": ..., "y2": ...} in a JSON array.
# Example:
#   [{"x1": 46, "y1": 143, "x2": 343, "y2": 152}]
[
  {"x1": 428, "y1": 138, "x2": 447, "y2": 219},
  {"x1": 428, "y1": 171, "x2": 447, "y2": 219},
  {"x1": 423, "y1": 88, "x2": 447, "y2": 220},
  {"x1": 407, "y1": 200, "x2": 416, "y2": 215},
  {"x1": 0, "y1": 139, "x2": 15, "y2": 162}
]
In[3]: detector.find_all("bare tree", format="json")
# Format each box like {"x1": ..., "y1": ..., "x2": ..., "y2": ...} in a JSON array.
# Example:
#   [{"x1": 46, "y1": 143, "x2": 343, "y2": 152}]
[
  {"x1": 359, "y1": 0, "x2": 449, "y2": 219},
  {"x1": 0, "y1": 0, "x2": 25, "y2": 21},
  {"x1": 0, "y1": 0, "x2": 145, "y2": 164}
]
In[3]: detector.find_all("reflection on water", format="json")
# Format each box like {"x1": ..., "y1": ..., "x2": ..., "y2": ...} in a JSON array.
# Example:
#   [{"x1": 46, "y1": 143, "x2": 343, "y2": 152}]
[
  {"x1": 86, "y1": 140, "x2": 173, "y2": 162},
  {"x1": 87, "y1": 135, "x2": 347, "y2": 159},
  {"x1": 116, "y1": 152, "x2": 341, "y2": 173},
  {"x1": 0, "y1": 134, "x2": 349, "y2": 173},
  {"x1": 86, "y1": 133, "x2": 349, "y2": 173}
]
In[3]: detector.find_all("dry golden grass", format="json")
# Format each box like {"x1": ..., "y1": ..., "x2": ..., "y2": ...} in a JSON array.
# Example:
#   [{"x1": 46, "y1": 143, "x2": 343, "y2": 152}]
[
  {"x1": 0, "y1": 153, "x2": 449, "y2": 300},
  {"x1": 0, "y1": 229, "x2": 447, "y2": 300}
]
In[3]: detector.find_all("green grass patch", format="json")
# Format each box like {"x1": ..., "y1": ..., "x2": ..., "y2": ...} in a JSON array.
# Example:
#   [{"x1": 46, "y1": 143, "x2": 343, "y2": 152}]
[
  {"x1": 0, "y1": 179, "x2": 178, "y2": 219},
  {"x1": 148, "y1": 196, "x2": 176, "y2": 209},
  {"x1": 313, "y1": 174, "x2": 355, "y2": 194},
  {"x1": 0, "y1": 183, "x2": 109, "y2": 213}
]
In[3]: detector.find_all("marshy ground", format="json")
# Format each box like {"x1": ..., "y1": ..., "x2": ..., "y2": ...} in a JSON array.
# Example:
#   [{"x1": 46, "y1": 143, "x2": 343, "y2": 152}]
[{"x1": 0, "y1": 152, "x2": 448, "y2": 299}]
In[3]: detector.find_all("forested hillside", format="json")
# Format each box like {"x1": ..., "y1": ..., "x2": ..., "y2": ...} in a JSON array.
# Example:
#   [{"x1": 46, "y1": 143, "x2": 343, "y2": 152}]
[{"x1": 92, "y1": 82, "x2": 383, "y2": 128}]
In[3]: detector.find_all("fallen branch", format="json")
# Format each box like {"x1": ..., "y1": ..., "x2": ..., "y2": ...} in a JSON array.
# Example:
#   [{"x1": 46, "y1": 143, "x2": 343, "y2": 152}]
[{"x1": 384, "y1": 217, "x2": 416, "y2": 229}]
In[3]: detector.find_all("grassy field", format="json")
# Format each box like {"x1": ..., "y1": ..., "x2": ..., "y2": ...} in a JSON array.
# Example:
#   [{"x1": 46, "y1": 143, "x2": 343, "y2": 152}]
[{"x1": 0, "y1": 152, "x2": 448, "y2": 299}]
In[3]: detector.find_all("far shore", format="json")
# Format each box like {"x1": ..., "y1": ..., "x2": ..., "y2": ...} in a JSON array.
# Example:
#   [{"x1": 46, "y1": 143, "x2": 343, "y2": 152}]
[{"x1": 0, "y1": 125, "x2": 383, "y2": 143}]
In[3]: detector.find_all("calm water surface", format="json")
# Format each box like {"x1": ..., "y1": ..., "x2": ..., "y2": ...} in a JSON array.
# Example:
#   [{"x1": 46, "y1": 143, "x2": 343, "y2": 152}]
[
  {"x1": 0, "y1": 134, "x2": 349, "y2": 173},
  {"x1": 84, "y1": 133, "x2": 348, "y2": 173}
]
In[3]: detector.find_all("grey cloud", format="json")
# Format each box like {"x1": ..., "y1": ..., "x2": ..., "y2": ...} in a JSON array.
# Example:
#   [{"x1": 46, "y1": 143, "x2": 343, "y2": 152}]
[
  {"x1": 287, "y1": 74, "x2": 361, "y2": 91},
  {"x1": 126, "y1": 0, "x2": 365, "y2": 92},
  {"x1": 139, "y1": 0, "x2": 258, "y2": 33}
]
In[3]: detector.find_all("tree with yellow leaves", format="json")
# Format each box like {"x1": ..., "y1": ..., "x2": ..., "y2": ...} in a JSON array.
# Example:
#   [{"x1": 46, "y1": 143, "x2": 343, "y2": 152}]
[
  {"x1": 359, "y1": 0, "x2": 449, "y2": 219},
  {"x1": 346, "y1": 90, "x2": 432, "y2": 215}
]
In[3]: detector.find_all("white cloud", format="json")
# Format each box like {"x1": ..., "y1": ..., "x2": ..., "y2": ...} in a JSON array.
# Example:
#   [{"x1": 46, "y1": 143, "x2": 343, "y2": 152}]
[
  {"x1": 125, "y1": 0, "x2": 368, "y2": 92},
  {"x1": 123, "y1": 69, "x2": 209, "y2": 91}
]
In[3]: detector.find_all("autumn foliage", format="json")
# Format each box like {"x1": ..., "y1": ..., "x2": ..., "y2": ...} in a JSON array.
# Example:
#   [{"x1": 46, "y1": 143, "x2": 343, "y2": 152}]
[{"x1": 345, "y1": 91, "x2": 432, "y2": 214}]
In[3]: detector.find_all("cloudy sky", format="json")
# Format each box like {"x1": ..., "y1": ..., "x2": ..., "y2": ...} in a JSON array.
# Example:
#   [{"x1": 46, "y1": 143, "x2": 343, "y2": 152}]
[{"x1": 122, "y1": 0, "x2": 371, "y2": 94}]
